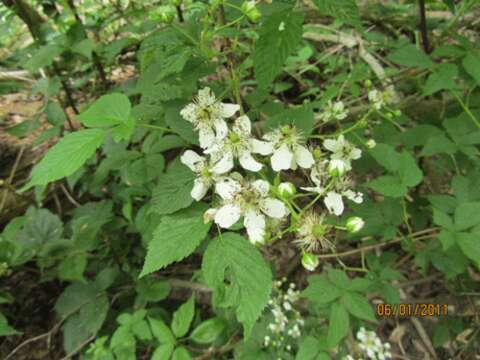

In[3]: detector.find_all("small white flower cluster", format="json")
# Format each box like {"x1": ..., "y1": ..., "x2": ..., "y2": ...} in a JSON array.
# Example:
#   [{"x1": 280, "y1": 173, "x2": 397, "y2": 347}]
[
  {"x1": 319, "y1": 100, "x2": 348, "y2": 123},
  {"x1": 344, "y1": 327, "x2": 392, "y2": 360},
  {"x1": 180, "y1": 88, "x2": 365, "y2": 245},
  {"x1": 368, "y1": 89, "x2": 392, "y2": 111},
  {"x1": 263, "y1": 279, "x2": 304, "y2": 354}
]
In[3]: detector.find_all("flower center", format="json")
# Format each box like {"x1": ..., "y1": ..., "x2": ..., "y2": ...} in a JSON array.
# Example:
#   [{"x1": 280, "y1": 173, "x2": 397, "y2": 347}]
[
  {"x1": 228, "y1": 131, "x2": 241, "y2": 143},
  {"x1": 312, "y1": 224, "x2": 326, "y2": 238}
]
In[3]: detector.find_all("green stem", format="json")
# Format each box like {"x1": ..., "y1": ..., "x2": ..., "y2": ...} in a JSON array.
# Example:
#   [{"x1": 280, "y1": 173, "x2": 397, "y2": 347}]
[
  {"x1": 139, "y1": 123, "x2": 179, "y2": 134},
  {"x1": 451, "y1": 91, "x2": 480, "y2": 129}
]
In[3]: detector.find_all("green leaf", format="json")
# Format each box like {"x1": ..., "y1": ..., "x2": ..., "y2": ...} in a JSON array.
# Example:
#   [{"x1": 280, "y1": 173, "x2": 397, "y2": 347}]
[
  {"x1": 342, "y1": 292, "x2": 377, "y2": 322},
  {"x1": 327, "y1": 269, "x2": 351, "y2": 289},
  {"x1": 0, "y1": 313, "x2": 20, "y2": 336},
  {"x1": 72, "y1": 38, "x2": 93, "y2": 59},
  {"x1": 24, "y1": 44, "x2": 63, "y2": 71},
  {"x1": 122, "y1": 153, "x2": 165, "y2": 185},
  {"x1": 423, "y1": 63, "x2": 458, "y2": 96},
  {"x1": 254, "y1": 11, "x2": 304, "y2": 87},
  {"x1": 302, "y1": 275, "x2": 343, "y2": 304},
  {"x1": 172, "y1": 346, "x2": 192, "y2": 360},
  {"x1": 152, "y1": 344, "x2": 174, "y2": 360},
  {"x1": 55, "y1": 282, "x2": 109, "y2": 353},
  {"x1": 136, "y1": 278, "x2": 171, "y2": 302},
  {"x1": 151, "y1": 160, "x2": 195, "y2": 215},
  {"x1": 463, "y1": 53, "x2": 480, "y2": 84},
  {"x1": 388, "y1": 44, "x2": 433, "y2": 69},
  {"x1": 45, "y1": 101, "x2": 66, "y2": 126},
  {"x1": 190, "y1": 318, "x2": 226, "y2": 344},
  {"x1": 455, "y1": 232, "x2": 480, "y2": 268},
  {"x1": 454, "y1": 202, "x2": 480, "y2": 231},
  {"x1": 327, "y1": 303, "x2": 349, "y2": 347},
  {"x1": 398, "y1": 151, "x2": 423, "y2": 187},
  {"x1": 202, "y1": 233, "x2": 272, "y2": 337},
  {"x1": 172, "y1": 296, "x2": 195, "y2": 338},
  {"x1": 58, "y1": 252, "x2": 87, "y2": 282},
  {"x1": 312, "y1": 0, "x2": 361, "y2": 28},
  {"x1": 265, "y1": 105, "x2": 314, "y2": 135},
  {"x1": 22, "y1": 129, "x2": 105, "y2": 190},
  {"x1": 421, "y1": 134, "x2": 457, "y2": 156},
  {"x1": 369, "y1": 144, "x2": 399, "y2": 172},
  {"x1": 368, "y1": 175, "x2": 407, "y2": 198},
  {"x1": 295, "y1": 336, "x2": 321, "y2": 360},
  {"x1": 140, "y1": 203, "x2": 211, "y2": 277},
  {"x1": 149, "y1": 317, "x2": 175, "y2": 344},
  {"x1": 77, "y1": 94, "x2": 131, "y2": 128}
]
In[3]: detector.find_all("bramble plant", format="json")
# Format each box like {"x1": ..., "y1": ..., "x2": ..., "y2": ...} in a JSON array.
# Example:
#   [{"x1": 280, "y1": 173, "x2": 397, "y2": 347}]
[{"x1": 1, "y1": 0, "x2": 480, "y2": 359}]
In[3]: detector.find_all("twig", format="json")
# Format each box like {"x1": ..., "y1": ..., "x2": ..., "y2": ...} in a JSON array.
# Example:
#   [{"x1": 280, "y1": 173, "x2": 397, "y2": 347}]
[
  {"x1": 317, "y1": 228, "x2": 438, "y2": 259},
  {"x1": 418, "y1": 0, "x2": 431, "y2": 53},
  {"x1": 59, "y1": 183, "x2": 81, "y2": 207},
  {"x1": 59, "y1": 335, "x2": 95, "y2": 360},
  {"x1": 0, "y1": 145, "x2": 25, "y2": 214},
  {"x1": 168, "y1": 278, "x2": 212, "y2": 293}
]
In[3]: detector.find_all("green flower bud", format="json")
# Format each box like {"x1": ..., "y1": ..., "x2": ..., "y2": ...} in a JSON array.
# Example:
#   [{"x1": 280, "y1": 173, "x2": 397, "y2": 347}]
[
  {"x1": 241, "y1": 1, "x2": 261, "y2": 22},
  {"x1": 366, "y1": 139, "x2": 376, "y2": 149},
  {"x1": 328, "y1": 159, "x2": 347, "y2": 177},
  {"x1": 393, "y1": 109, "x2": 402, "y2": 117},
  {"x1": 313, "y1": 148, "x2": 322, "y2": 160},
  {"x1": 346, "y1": 216, "x2": 365, "y2": 233},
  {"x1": 301, "y1": 253, "x2": 319, "y2": 271},
  {"x1": 278, "y1": 182, "x2": 296, "y2": 198},
  {"x1": 364, "y1": 79, "x2": 372, "y2": 88}
]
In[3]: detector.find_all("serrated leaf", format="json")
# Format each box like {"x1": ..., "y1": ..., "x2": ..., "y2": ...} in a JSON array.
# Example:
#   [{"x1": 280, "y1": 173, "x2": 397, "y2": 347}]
[
  {"x1": 149, "y1": 317, "x2": 175, "y2": 344},
  {"x1": 190, "y1": 318, "x2": 226, "y2": 344},
  {"x1": 77, "y1": 93, "x2": 131, "y2": 128},
  {"x1": 202, "y1": 233, "x2": 272, "y2": 337},
  {"x1": 151, "y1": 160, "x2": 195, "y2": 215},
  {"x1": 369, "y1": 144, "x2": 399, "y2": 172},
  {"x1": 342, "y1": 292, "x2": 377, "y2": 322},
  {"x1": 423, "y1": 63, "x2": 458, "y2": 96},
  {"x1": 463, "y1": 53, "x2": 480, "y2": 84},
  {"x1": 22, "y1": 129, "x2": 105, "y2": 190},
  {"x1": 302, "y1": 275, "x2": 342, "y2": 304},
  {"x1": 368, "y1": 175, "x2": 407, "y2": 198},
  {"x1": 327, "y1": 303, "x2": 349, "y2": 347},
  {"x1": 312, "y1": 0, "x2": 361, "y2": 28},
  {"x1": 254, "y1": 11, "x2": 304, "y2": 87},
  {"x1": 454, "y1": 202, "x2": 480, "y2": 231},
  {"x1": 172, "y1": 346, "x2": 192, "y2": 360},
  {"x1": 455, "y1": 232, "x2": 480, "y2": 268},
  {"x1": 140, "y1": 203, "x2": 211, "y2": 277},
  {"x1": 152, "y1": 343, "x2": 174, "y2": 360},
  {"x1": 388, "y1": 44, "x2": 433, "y2": 69},
  {"x1": 398, "y1": 151, "x2": 423, "y2": 187},
  {"x1": 24, "y1": 44, "x2": 63, "y2": 71},
  {"x1": 172, "y1": 296, "x2": 195, "y2": 338}
]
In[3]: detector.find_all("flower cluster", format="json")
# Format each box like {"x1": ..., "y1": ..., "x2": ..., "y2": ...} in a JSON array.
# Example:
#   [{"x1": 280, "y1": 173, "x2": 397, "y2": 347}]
[
  {"x1": 263, "y1": 279, "x2": 304, "y2": 354},
  {"x1": 344, "y1": 327, "x2": 392, "y2": 360},
  {"x1": 180, "y1": 88, "x2": 365, "y2": 247}
]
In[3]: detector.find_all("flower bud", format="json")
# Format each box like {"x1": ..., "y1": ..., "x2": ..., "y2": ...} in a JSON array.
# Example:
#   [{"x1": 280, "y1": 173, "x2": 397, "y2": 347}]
[
  {"x1": 301, "y1": 253, "x2": 319, "y2": 271},
  {"x1": 328, "y1": 159, "x2": 347, "y2": 177},
  {"x1": 241, "y1": 1, "x2": 261, "y2": 22},
  {"x1": 364, "y1": 79, "x2": 372, "y2": 88},
  {"x1": 278, "y1": 182, "x2": 296, "y2": 197},
  {"x1": 312, "y1": 147, "x2": 322, "y2": 160},
  {"x1": 346, "y1": 216, "x2": 365, "y2": 233},
  {"x1": 366, "y1": 139, "x2": 376, "y2": 149},
  {"x1": 393, "y1": 109, "x2": 402, "y2": 117}
]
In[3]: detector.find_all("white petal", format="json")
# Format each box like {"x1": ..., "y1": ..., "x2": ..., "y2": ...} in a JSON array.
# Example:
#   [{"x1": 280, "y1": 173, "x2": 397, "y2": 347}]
[
  {"x1": 270, "y1": 144, "x2": 294, "y2": 171},
  {"x1": 251, "y1": 139, "x2": 273, "y2": 155},
  {"x1": 180, "y1": 150, "x2": 204, "y2": 171},
  {"x1": 344, "y1": 190, "x2": 363, "y2": 204},
  {"x1": 214, "y1": 204, "x2": 242, "y2": 228},
  {"x1": 211, "y1": 152, "x2": 234, "y2": 174},
  {"x1": 244, "y1": 210, "x2": 266, "y2": 244},
  {"x1": 294, "y1": 145, "x2": 315, "y2": 169},
  {"x1": 233, "y1": 115, "x2": 252, "y2": 136},
  {"x1": 219, "y1": 103, "x2": 240, "y2": 118},
  {"x1": 203, "y1": 208, "x2": 217, "y2": 223},
  {"x1": 350, "y1": 147, "x2": 362, "y2": 160},
  {"x1": 260, "y1": 198, "x2": 288, "y2": 219},
  {"x1": 180, "y1": 103, "x2": 197, "y2": 123},
  {"x1": 199, "y1": 127, "x2": 215, "y2": 149},
  {"x1": 322, "y1": 138, "x2": 338, "y2": 152},
  {"x1": 324, "y1": 191, "x2": 344, "y2": 216},
  {"x1": 215, "y1": 177, "x2": 241, "y2": 200},
  {"x1": 252, "y1": 179, "x2": 270, "y2": 197},
  {"x1": 214, "y1": 119, "x2": 229, "y2": 140},
  {"x1": 191, "y1": 179, "x2": 208, "y2": 201},
  {"x1": 239, "y1": 151, "x2": 262, "y2": 172}
]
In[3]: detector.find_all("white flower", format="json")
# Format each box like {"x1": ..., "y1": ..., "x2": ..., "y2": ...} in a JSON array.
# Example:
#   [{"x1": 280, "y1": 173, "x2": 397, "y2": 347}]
[
  {"x1": 263, "y1": 125, "x2": 314, "y2": 172},
  {"x1": 323, "y1": 135, "x2": 361, "y2": 171},
  {"x1": 301, "y1": 253, "x2": 319, "y2": 271},
  {"x1": 320, "y1": 100, "x2": 348, "y2": 122},
  {"x1": 368, "y1": 89, "x2": 391, "y2": 110},
  {"x1": 205, "y1": 115, "x2": 272, "y2": 172},
  {"x1": 324, "y1": 189, "x2": 363, "y2": 216},
  {"x1": 346, "y1": 216, "x2": 365, "y2": 233},
  {"x1": 206, "y1": 177, "x2": 289, "y2": 244},
  {"x1": 181, "y1": 150, "x2": 229, "y2": 201},
  {"x1": 356, "y1": 327, "x2": 392, "y2": 360},
  {"x1": 180, "y1": 87, "x2": 240, "y2": 149}
]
